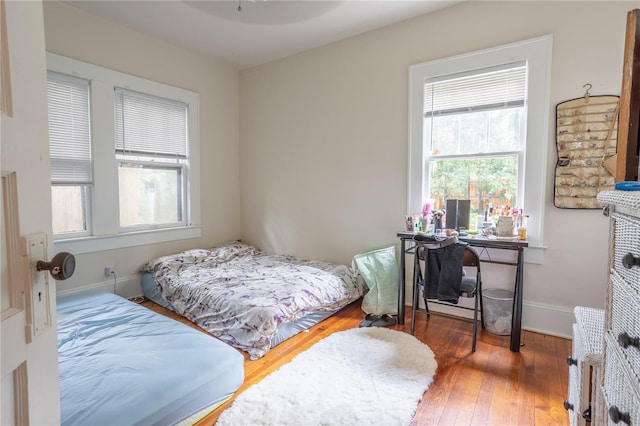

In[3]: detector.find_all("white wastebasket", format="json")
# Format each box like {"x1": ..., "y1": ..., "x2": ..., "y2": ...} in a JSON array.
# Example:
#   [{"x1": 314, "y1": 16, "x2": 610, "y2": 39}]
[{"x1": 482, "y1": 288, "x2": 513, "y2": 335}]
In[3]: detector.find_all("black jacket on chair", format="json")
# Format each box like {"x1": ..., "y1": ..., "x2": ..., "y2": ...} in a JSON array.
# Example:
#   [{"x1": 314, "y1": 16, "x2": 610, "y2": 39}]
[{"x1": 422, "y1": 241, "x2": 467, "y2": 304}]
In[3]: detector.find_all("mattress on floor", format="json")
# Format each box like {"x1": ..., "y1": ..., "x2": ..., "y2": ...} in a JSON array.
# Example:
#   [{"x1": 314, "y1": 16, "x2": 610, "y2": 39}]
[
  {"x1": 57, "y1": 290, "x2": 244, "y2": 426},
  {"x1": 141, "y1": 272, "x2": 338, "y2": 348}
]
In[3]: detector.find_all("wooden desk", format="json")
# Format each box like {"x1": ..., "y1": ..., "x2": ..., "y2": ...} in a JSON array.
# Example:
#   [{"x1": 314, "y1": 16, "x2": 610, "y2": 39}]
[{"x1": 397, "y1": 231, "x2": 529, "y2": 352}]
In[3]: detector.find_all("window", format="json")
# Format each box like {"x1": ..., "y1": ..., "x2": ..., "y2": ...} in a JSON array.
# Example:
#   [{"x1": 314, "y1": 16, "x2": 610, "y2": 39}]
[
  {"x1": 46, "y1": 53, "x2": 201, "y2": 254},
  {"x1": 46, "y1": 72, "x2": 92, "y2": 237},
  {"x1": 424, "y1": 64, "x2": 526, "y2": 231},
  {"x1": 409, "y1": 36, "x2": 552, "y2": 255},
  {"x1": 114, "y1": 88, "x2": 187, "y2": 229}
]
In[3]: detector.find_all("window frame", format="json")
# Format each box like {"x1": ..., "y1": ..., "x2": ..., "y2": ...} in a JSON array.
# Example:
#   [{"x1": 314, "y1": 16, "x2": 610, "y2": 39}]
[
  {"x1": 50, "y1": 185, "x2": 92, "y2": 237},
  {"x1": 47, "y1": 53, "x2": 201, "y2": 255},
  {"x1": 408, "y1": 36, "x2": 552, "y2": 259},
  {"x1": 113, "y1": 87, "x2": 190, "y2": 232},
  {"x1": 47, "y1": 71, "x2": 93, "y2": 238},
  {"x1": 116, "y1": 159, "x2": 187, "y2": 230},
  {"x1": 424, "y1": 80, "x2": 527, "y2": 219}
]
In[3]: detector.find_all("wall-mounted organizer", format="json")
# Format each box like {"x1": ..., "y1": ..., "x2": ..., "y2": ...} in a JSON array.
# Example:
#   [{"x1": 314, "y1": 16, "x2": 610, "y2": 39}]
[{"x1": 554, "y1": 94, "x2": 619, "y2": 209}]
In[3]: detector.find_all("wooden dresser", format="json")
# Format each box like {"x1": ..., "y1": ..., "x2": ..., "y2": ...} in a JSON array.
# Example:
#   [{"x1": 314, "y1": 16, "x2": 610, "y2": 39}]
[{"x1": 596, "y1": 191, "x2": 640, "y2": 425}]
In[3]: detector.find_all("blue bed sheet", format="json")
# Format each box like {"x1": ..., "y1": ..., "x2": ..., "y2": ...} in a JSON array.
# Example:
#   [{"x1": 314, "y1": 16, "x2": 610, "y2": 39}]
[{"x1": 57, "y1": 290, "x2": 244, "y2": 426}]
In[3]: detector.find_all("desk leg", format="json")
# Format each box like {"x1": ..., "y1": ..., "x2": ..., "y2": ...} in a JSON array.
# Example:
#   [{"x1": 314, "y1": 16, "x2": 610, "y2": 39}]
[
  {"x1": 397, "y1": 239, "x2": 406, "y2": 324},
  {"x1": 510, "y1": 247, "x2": 524, "y2": 352}
]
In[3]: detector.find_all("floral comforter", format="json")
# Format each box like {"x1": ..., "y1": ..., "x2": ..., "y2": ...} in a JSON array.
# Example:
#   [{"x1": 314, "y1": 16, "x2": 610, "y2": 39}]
[{"x1": 142, "y1": 241, "x2": 365, "y2": 360}]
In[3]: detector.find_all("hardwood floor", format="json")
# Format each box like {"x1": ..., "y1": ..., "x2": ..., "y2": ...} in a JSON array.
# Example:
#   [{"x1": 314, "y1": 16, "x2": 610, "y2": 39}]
[{"x1": 141, "y1": 299, "x2": 571, "y2": 425}]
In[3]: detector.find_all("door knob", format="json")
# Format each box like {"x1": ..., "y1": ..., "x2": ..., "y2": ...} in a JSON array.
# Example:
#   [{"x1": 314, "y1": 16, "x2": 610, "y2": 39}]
[{"x1": 36, "y1": 252, "x2": 75, "y2": 280}]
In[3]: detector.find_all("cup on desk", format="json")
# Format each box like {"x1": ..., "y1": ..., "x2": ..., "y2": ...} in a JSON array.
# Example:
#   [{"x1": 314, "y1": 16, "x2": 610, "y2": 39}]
[
  {"x1": 433, "y1": 218, "x2": 443, "y2": 233},
  {"x1": 405, "y1": 215, "x2": 415, "y2": 231},
  {"x1": 518, "y1": 227, "x2": 526, "y2": 240},
  {"x1": 426, "y1": 223, "x2": 434, "y2": 234},
  {"x1": 481, "y1": 222, "x2": 494, "y2": 236}
]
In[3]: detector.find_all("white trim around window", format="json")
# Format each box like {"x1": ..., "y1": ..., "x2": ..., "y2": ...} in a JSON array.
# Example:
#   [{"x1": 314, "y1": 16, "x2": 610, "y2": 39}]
[
  {"x1": 47, "y1": 53, "x2": 201, "y2": 254},
  {"x1": 408, "y1": 36, "x2": 552, "y2": 262}
]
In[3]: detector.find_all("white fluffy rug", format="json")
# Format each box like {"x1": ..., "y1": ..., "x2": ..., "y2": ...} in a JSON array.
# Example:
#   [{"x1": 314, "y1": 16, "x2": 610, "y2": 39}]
[{"x1": 216, "y1": 327, "x2": 437, "y2": 426}]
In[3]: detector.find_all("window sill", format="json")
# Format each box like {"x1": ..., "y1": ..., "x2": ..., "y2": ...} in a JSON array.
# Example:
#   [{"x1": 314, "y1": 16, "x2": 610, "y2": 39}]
[{"x1": 54, "y1": 226, "x2": 202, "y2": 255}]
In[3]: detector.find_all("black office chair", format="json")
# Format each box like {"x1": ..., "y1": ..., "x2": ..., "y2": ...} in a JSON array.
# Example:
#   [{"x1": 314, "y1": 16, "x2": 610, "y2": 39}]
[{"x1": 411, "y1": 236, "x2": 484, "y2": 352}]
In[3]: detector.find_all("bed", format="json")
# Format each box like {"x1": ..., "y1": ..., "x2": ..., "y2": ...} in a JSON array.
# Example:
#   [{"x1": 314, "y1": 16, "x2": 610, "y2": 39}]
[
  {"x1": 141, "y1": 241, "x2": 366, "y2": 360},
  {"x1": 57, "y1": 290, "x2": 244, "y2": 426}
]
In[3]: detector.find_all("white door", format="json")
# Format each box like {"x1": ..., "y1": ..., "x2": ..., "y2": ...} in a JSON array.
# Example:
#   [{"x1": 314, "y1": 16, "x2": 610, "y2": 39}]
[
  {"x1": 1, "y1": 171, "x2": 30, "y2": 425},
  {"x1": 1, "y1": 1, "x2": 61, "y2": 423}
]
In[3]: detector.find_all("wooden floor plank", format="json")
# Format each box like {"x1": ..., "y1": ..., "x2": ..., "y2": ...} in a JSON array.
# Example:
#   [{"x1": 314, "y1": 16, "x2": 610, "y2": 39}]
[
  {"x1": 469, "y1": 355, "x2": 497, "y2": 426},
  {"x1": 449, "y1": 339, "x2": 491, "y2": 424},
  {"x1": 410, "y1": 314, "x2": 466, "y2": 425},
  {"x1": 484, "y1": 334, "x2": 518, "y2": 425},
  {"x1": 515, "y1": 333, "x2": 537, "y2": 425},
  {"x1": 533, "y1": 332, "x2": 570, "y2": 425},
  {"x1": 139, "y1": 300, "x2": 571, "y2": 425}
]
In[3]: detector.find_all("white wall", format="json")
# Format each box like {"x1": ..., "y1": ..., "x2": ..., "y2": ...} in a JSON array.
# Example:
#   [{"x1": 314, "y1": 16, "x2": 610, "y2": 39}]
[
  {"x1": 42, "y1": 1, "x2": 241, "y2": 296},
  {"x1": 239, "y1": 1, "x2": 638, "y2": 337},
  {"x1": 39, "y1": 0, "x2": 636, "y2": 337},
  {"x1": 1, "y1": 1, "x2": 60, "y2": 422}
]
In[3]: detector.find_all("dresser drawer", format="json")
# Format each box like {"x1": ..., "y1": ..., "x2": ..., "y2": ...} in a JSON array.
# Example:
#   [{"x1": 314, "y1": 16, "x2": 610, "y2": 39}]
[
  {"x1": 602, "y1": 334, "x2": 640, "y2": 425},
  {"x1": 612, "y1": 213, "x2": 640, "y2": 289},
  {"x1": 574, "y1": 306, "x2": 605, "y2": 358},
  {"x1": 610, "y1": 270, "x2": 640, "y2": 383}
]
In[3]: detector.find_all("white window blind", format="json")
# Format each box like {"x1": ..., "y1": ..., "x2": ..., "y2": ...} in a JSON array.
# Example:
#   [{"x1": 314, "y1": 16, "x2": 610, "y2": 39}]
[
  {"x1": 424, "y1": 63, "x2": 526, "y2": 117},
  {"x1": 47, "y1": 71, "x2": 92, "y2": 184},
  {"x1": 114, "y1": 88, "x2": 188, "y2": 159}
]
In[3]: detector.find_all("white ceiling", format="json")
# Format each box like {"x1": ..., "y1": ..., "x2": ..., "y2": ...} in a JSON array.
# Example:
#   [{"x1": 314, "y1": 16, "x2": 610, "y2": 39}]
[{"x1": 62, "y1": 0, "x2": 462, "y2": 70}]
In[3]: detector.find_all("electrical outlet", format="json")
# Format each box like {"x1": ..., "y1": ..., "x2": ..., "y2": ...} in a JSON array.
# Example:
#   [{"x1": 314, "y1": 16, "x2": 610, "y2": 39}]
[{"x1": 104, "y1": 265, "x2": 115, "y2": 277}]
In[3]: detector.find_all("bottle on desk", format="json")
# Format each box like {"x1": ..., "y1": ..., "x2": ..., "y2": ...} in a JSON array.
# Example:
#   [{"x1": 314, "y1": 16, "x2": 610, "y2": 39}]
[{"x1": 516, "y1": 213, "x2": 527, "y2": 240}]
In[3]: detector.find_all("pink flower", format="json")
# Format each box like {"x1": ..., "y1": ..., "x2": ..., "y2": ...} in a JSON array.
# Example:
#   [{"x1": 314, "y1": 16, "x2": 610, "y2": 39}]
[{"x1": 422, "y1": 199, "x2": 433, "y2": 218}]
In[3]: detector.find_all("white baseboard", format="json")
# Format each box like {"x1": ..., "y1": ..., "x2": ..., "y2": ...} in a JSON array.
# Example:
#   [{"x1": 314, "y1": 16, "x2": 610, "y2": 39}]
[
  {"x1": 409, "y1": 299, "x2": 574, "y2": 340},
  {"x1": 521, "y1": 300, "x2": 573, "y2": 339},
  {"x1": 56, "y1": 274, "x2": 143, "y2": 299}
]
